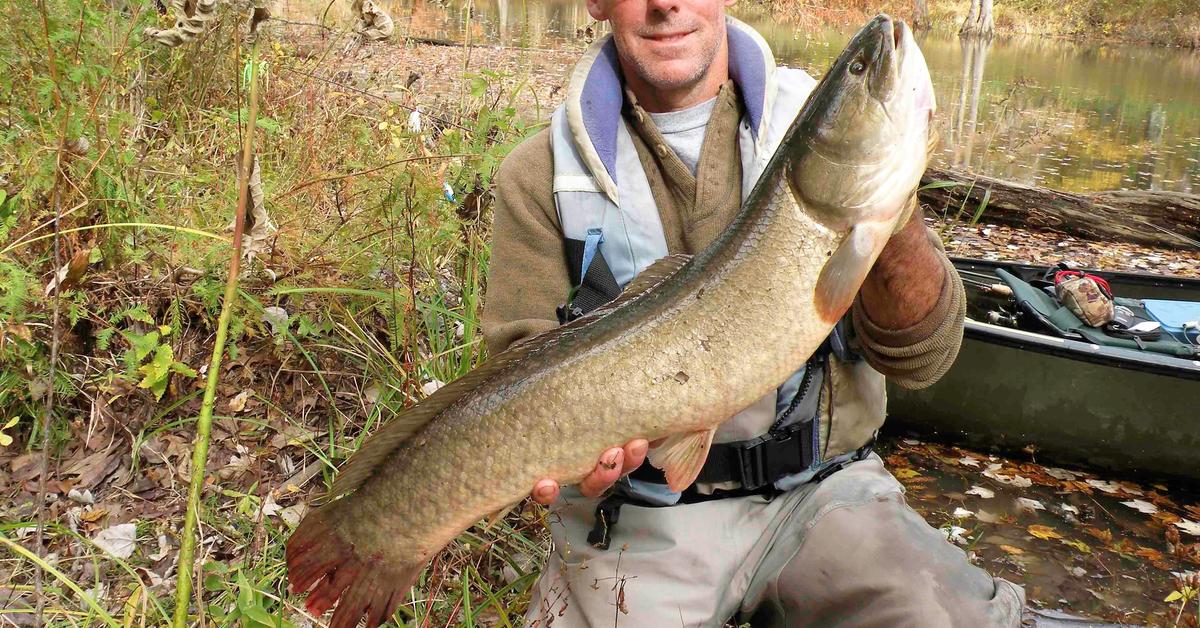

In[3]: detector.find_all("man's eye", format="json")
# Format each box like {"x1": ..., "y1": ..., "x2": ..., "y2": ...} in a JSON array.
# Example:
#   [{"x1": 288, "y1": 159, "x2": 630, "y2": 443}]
[{"x1": 850, "y1": 60, "x2": 866, "y2": 75}]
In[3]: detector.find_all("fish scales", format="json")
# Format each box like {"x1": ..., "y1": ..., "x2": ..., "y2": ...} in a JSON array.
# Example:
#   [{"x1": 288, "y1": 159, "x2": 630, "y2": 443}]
[{"x1": 328, "y1": 173, "x2": 837, "y2": 561}]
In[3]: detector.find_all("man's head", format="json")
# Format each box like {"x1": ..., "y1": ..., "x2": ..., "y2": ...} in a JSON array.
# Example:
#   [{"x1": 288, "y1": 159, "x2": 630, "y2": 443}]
[{"x1": 587, "y1": 0, "x2": 737, "y2": 112}]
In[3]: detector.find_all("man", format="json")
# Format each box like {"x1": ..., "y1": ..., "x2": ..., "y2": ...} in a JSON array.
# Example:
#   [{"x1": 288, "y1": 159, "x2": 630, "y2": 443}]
[{"x1": 481, "y1": 0, "x2": 1025, "y2": 625}]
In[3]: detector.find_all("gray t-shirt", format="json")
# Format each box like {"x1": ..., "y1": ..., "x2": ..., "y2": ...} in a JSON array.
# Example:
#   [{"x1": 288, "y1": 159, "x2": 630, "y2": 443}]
[{"x1": 647, "y1": 95, "x2": 718, "y2": 176}]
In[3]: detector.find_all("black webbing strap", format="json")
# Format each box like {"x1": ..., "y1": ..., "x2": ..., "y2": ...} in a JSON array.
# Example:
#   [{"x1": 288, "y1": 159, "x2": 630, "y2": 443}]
[
  {"x1": 559, "y1": 238, "x2": 621, "y2": 323},
  {"x1": 628, "y1": 419, "x2": 816, "y2": 491}
]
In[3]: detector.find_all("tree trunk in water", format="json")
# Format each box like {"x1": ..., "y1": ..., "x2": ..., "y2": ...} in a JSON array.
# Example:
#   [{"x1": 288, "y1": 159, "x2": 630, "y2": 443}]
[
  {"x1": 960, "y1": 0, "x2": 996, "y2": 39},
  {"x1": 919, "y1": 167, "x2": 1200, "y2": 248},
  {"x1": 913, "y1": 0, "x2": 930, "y2": 30}
]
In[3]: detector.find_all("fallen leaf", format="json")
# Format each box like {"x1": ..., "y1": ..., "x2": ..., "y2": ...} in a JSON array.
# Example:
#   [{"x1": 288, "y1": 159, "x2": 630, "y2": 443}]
[
  {"x1": 958, "y1": 456, "x2": 981, "y2": 467},
  {"x1": 1085, "y1": 479, "x2": 1124, "y2": 494},
  {"x1": 1016, "y1": 498, "x2": 1046, "y2": 512},
  {"x1": 1060, "y1": 538, "x2": 1092, "y2": 553},
  {"x1": 1121, "y1": 499, "x2": 1159, "y2": 514},
  {"x1": 1044, "y1": 467, "x2": 1080, "y2": 481},
  {"x1": 421, "y1": 380, "x2": 444, "y2": 396},
  {"x1": 893, "y1": 468, "x2": 922, "y2": 480},
  {"x1": 227, "y1": 390, "x2": 253, "y2": 414},
  {"x1": 1028, "y1": 524, "x2": 1063, "y2": 540},
  {"x1": 942, "y1": 525, "x2": 969, "y2": 546},
  {"x1": 999, "y1": 544, "x2": 1025, "y2": 555},
  {"x1": 1174, "y1": 519, "x2": 1200, "y2": 537},
  {"x1": 953, "y1": 507, "x2": 975, "y2": 519},
  {"x1": 1135, "y1": 546, "x2": 1165, "y2": 561},
  {"x1": 976, "y1": 510, "x2": 1003, "y2": 524},
  {"x1": 966, "y1": 486, "x2": 995, "y2": 499},
  {"x1": 1060, "y1": 504, "x2": 1080, "y2": 515},
  {"x1": 93, "y1": 523, "x2": 137, "y2": 559}
]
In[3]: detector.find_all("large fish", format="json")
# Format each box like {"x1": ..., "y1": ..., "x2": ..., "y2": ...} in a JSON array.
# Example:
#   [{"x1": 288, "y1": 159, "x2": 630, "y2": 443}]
[{"x1": 286, "y1": 14, "x2": 936, "y2": 627}]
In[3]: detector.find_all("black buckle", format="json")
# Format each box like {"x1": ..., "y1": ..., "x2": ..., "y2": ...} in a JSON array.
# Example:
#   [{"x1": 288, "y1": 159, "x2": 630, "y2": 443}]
[
  {"x1": 734, "y1": 423, "x2": 813, "y2": 491},
  {"x1": 556, "y1": 302, "x2": 584, "y2": 324},
  {"x1": 587, "y1": 494, "x2": 624, "y2": 550}
]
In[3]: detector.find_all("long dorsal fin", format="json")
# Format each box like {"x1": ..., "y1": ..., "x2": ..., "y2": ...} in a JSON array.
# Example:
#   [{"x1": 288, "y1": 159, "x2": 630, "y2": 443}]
[{"x1": 317, "y1": 253, "x2": 694, "y2": 504}]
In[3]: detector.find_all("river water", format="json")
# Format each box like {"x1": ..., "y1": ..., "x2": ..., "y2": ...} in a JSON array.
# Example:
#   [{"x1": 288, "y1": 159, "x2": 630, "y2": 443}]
[{"x1": 285, "y1": 0, "x2": 1200, "y2": 194}]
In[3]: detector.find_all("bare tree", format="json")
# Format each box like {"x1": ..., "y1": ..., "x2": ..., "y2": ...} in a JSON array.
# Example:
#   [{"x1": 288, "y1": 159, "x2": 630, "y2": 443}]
[
  {"x1": 913, "y1": 0, "x2": 930, "y2": 31},
  {"x1": 959, "y1": 0, "x2": 995, "y2": 39}
]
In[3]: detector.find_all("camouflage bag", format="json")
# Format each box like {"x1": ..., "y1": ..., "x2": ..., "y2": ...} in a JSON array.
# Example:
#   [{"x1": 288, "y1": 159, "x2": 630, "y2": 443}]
[{"x1": 1054, "y1": 271, "x2": 1114, "y2": 327}]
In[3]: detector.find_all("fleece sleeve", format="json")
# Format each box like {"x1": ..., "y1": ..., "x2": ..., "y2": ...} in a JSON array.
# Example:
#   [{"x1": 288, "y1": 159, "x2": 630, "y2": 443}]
[
  {"x1": 849, "y1": 228, "x2": 967, "y2": 390},
  {"x1": 480, "y1": 128, "x2": 573, "y2": 356}
]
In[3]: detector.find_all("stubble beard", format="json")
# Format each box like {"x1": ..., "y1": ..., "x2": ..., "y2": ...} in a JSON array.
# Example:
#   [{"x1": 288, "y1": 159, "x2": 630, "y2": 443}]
[{"x1": 622, "y1": 26, "x2": 723, "y2": 94}]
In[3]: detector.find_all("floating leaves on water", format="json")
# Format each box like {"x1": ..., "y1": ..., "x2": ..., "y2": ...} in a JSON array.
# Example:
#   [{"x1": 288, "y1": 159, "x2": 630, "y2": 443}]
[
  {"x1": 942, "y1": 525, "x2": 969, "y2": 545},
  {"x1": 1028, "y1": 524, "x2": 1062, "y2": 540},
  {"x1": 1044, "y1": 467, "x2": 1080, "y2": 481},
  {"x1": 999, "y1": 544, "x2": 1025, "y2": 555},
  {"x1": 1086, "y1": 479, "x2": 1143, "y2": 495},
  {"x1": 1174, "y1": 519, "x2": 1200, "y2": 537},
  {"x1": 1016, "y1": 498, "x2": 1046, "y2": 512},
  {"x1": 1121, "y1": 499, "x2": 1160, "y2": 514},
  {"x1": 966, "y1": 485, "x2": 995, "y2": 499},
  {"x1": 1060, "y1": 538, "x2": 1092, "y2": 554},
  {"x1": 1082, "y1": 527, "x2": 1114, "y2": 544},
  {"x1": 353, "y1": 0, "x2": 394, "y2": 41},
  {"x1": 953, "y1": 507, "x2": 975, "y2": 519},
  {"x1": 982, "y1": 463, "x2": 1032, "y2": 487},
  {"x1": 145, "y1": 0, "x2": 220, "y2": 47},
  {"x1": 1060, "y1": 504, "x2": 1080, "y2": 515},
  {"x1": 958, "y1": 456, "x2": 981, "y2": 467},
  {"x1": 892, "y1": 468, "x2": 922, "y2": 480},
  {"x1": 93, "y1": 523, "x2": 137, "y2": 559}
]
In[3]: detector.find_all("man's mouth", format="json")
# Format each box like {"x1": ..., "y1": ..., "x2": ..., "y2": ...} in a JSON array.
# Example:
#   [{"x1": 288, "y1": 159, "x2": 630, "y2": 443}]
[{"x1": 643, "y1": 30, "x2": 694, "y2": 44}]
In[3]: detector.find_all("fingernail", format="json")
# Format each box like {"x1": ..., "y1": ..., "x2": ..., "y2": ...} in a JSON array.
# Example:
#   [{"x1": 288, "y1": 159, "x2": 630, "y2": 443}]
[
  {"x1": 537, "y1": 485, "x2": 556, "y2": 499},
  {"x1": 602, "y1": 451, "x2": 620, "y2": 470}
]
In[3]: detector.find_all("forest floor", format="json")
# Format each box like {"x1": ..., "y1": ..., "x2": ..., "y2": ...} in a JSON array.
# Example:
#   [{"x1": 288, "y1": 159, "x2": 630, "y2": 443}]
[{"x1": 1, "y1": 14, "x2": 1198, "y2": 628}]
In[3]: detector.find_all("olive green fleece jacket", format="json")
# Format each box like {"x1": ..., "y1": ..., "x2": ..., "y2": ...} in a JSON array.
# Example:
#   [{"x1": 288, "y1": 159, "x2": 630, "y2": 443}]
[{"x1": 481, "y1": 81, "x2": 966, "y2": 390}]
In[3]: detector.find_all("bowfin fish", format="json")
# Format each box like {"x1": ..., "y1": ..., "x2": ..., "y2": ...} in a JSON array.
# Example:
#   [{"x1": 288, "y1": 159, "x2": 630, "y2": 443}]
[{"x1": 286, "y1": 14, "x2": 936, "y2": 627}]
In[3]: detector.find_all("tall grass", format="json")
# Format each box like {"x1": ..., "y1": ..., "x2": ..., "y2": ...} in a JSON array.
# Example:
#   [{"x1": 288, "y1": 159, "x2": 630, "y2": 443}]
[{"x1": 0, "y1": 0, "x2": 542, "y2": 624}]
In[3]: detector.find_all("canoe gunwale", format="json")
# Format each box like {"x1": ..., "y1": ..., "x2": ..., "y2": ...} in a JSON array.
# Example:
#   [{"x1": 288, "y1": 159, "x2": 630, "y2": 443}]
[{"x1": 963, "y1": 319, "x2": 1200, "y2": 381}]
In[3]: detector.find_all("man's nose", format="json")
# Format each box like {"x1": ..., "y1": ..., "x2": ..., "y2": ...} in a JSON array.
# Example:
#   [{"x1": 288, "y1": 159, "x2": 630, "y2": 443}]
[{"x1": 646, "y1": 0, "x2": 681, "y2": 17}]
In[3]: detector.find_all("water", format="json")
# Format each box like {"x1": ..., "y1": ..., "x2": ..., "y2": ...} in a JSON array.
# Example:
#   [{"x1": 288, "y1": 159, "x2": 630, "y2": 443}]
[{"x1": 280, "y1": 0, "x2": 1200, "y2": 193}]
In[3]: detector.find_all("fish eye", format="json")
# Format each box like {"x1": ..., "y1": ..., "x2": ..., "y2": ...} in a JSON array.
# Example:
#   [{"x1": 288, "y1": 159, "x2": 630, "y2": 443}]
[{"x1": 850, "y1": 59, "x2": 866, "y2": 75}]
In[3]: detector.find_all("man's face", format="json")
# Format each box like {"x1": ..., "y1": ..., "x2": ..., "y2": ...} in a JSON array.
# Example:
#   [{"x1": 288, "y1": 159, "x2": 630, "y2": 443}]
[{"x1": 587, "y1": 0, "x2": 736, "y2": 92}]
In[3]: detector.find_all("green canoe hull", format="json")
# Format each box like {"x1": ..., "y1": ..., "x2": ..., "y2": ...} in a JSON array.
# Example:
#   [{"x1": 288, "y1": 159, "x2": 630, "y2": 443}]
[{"x1": 885, "y1": 258, "x2": 1200, "y2": 481}]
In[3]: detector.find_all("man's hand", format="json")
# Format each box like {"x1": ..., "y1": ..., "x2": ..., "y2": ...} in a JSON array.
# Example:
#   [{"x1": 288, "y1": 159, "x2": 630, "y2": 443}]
[{"x1": 531, "y1": 439, "x2": 650, "y2": 505}]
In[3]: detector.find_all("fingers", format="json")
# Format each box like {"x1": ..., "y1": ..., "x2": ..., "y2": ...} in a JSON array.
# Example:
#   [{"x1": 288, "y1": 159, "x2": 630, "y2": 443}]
[
  {"x1": 530, "y1": 440, "x2": 651, "y2": 505},
  {"x1": 579, "y1": 448, "x2": 623, "y2": 498},
  {"x1": 621, "y1": 439, "x2": 648, "y2": 475},
  {"x1": 531, "y1": 479, "x2": 559, "y2": 506}
]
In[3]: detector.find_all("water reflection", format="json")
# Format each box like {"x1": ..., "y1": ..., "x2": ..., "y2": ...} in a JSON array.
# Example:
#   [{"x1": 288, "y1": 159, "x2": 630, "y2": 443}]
[{"x1": 280, "y1": 0, "x2": 1200, "y2": 194}]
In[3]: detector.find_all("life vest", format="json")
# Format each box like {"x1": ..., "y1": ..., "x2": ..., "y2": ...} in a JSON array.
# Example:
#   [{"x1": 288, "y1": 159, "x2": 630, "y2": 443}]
[{"x1": 548, "y1": 17, "x2": 871, "y2": 507}]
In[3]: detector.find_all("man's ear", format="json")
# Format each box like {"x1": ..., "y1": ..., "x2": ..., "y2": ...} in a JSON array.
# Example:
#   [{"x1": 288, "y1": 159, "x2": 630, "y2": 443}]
[{"x1": 586, "y1": 0, "x2": 609, "y2": 21}]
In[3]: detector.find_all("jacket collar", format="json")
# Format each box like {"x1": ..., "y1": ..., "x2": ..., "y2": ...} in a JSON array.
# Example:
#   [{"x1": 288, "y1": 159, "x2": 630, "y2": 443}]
[{"x1": 564, "y1": 16, "x2": 778, "y2": 204}]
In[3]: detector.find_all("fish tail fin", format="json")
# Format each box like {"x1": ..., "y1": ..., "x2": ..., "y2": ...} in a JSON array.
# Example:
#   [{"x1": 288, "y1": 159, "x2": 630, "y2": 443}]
[{"x1": 286, "y1": 509, "x2": 423, "y2": 628}]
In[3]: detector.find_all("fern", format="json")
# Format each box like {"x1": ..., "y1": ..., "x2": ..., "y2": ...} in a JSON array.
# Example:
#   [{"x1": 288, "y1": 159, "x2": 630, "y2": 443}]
[{"x1": 0, "y1": 260, "x2": 32, "y2": 319}]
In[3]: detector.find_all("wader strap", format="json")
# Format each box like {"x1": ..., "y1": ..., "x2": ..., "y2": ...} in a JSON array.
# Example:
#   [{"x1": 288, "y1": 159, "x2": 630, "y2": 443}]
[
  {"x1": 559, "y1": 237, "x2": 622, "y2": 323},
  {"x1": 691, "y1": 419, "x2": 815, "y2": 490}
]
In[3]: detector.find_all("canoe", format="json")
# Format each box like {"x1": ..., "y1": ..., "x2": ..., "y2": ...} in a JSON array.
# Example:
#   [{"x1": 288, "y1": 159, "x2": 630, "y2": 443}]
[{"x1": 884, "y1": 257, "x2": 1200, "y2": 481}]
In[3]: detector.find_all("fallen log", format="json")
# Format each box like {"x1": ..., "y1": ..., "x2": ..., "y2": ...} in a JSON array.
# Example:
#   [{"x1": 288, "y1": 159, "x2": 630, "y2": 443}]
[{"x1": 918, "y1": 167, "x2": 1200, "y2": 249}]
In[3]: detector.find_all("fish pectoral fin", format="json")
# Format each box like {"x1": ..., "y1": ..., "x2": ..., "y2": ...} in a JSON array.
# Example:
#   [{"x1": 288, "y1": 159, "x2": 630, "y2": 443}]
[
  {"x1": 647, "y1": 428, "x2": 716, "y2": 492},
  {"x1": 813, "y1": 221, "x2": 892, "y2": 325}
]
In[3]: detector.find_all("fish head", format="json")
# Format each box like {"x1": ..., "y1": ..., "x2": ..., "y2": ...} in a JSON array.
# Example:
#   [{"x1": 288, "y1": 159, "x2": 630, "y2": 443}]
[{"x1": 787, "y1": 14, "x2": 936, "y2": 231}]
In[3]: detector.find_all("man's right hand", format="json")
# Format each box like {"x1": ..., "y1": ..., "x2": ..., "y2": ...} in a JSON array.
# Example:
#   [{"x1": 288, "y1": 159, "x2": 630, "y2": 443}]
[{"x1": 531, "y1": 439, "x2": 650, "y2": 505}]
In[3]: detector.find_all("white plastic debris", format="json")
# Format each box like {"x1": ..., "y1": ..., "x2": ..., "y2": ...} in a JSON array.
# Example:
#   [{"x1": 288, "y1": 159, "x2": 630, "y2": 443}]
[{"x1": 408, "y1": 108, "x2": 422, "y2": 133}]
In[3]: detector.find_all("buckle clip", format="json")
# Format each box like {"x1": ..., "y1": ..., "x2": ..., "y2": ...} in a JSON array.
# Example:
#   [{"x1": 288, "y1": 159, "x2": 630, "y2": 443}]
[{"x1": 734, "y1": 423, "x2": 811, "y2": 491}]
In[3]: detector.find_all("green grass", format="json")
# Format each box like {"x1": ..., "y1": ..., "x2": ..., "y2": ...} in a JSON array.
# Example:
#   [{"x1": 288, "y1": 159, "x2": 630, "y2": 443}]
[{"x1": 0, "y1": 0, "x2": 544, "y2": 625}]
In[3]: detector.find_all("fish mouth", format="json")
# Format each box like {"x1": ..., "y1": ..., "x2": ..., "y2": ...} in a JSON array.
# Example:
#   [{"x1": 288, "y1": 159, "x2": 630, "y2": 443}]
[{"x1": 869, "y1": 15, "x2": 935, "y2": 123}]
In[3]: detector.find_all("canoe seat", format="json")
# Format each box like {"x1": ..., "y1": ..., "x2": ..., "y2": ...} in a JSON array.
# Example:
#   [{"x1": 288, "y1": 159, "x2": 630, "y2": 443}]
[{"x1": 994, "y1": 268, "x2": 1197, "y2": 357}]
